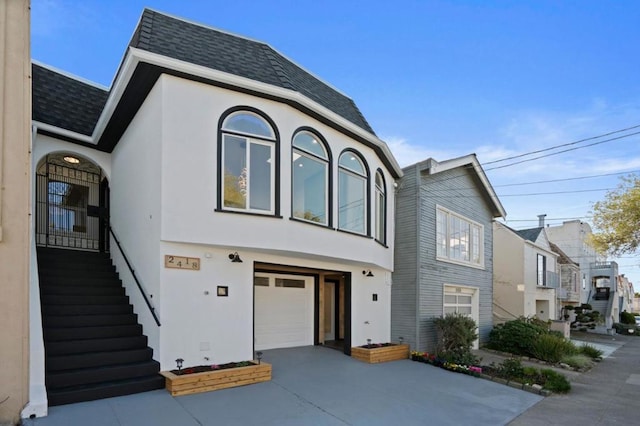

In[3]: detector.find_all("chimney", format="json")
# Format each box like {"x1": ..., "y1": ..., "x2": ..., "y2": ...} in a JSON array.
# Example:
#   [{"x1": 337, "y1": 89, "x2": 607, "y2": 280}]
[{"x1": 538, "y1": 214, "x2": 547, "y2": 227}]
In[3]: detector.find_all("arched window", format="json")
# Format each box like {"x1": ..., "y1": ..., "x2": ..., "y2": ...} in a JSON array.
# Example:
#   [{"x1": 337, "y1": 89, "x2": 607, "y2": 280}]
[
  {"x1": 292, "y1": 130, "x2": 330, "y2": 225},
  {"x1": 338, "y1": 150, "x2": 368, "y2": 235},
  {"x1": 218, "y1": 109, "x2": 278, "y2": 214},
  {"x1": 374, "y1": 170, "x2": 386, "y2": 244}
]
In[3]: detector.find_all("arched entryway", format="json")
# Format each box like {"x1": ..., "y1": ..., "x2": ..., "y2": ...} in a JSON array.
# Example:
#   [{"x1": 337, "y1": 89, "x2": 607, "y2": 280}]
[{"x1": 35, "y1": 153, "x2": 109, "y2": 252}]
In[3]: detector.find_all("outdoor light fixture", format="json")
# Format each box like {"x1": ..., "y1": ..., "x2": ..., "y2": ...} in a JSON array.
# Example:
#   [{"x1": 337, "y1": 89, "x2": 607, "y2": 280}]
[
  {"x1": 399, "y1": 336, "x2": 404, "y2": 345},
  {"x1": 362, "y1": 269, "x2": 374, "y2": 277},
  {"x1": 367, "y1": 338, "x2": 372, "y2": 349},
  {"x1": 63, "y1": 156, "x2": 80, "y2": 164},
  {"x1": 228, "y1": 252, "x2": 243, "y2": 263},
  {"x1": 175, "y1": 358, "x2": 184, "y2": 372},
  {"x1": 256, "y1": 351, "x2": 263, "y2": 365}
]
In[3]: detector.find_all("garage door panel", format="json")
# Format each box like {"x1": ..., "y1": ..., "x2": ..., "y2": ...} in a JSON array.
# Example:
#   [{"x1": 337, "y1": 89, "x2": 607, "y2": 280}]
[{"x1": 254, "y1": 275, "x2": 314, "y2": 350}]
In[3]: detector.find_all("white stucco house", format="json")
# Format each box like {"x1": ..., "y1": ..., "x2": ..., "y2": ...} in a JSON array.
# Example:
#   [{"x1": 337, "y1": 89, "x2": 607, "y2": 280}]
[
  {"x1": 28, "y1": 9, "x2": 402, "y2": 410},
  {"x1": 493, "y1": 222, "x2": 559, "y2": 323}
]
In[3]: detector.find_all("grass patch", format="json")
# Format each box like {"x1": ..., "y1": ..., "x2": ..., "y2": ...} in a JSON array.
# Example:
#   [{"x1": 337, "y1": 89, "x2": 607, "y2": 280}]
[
  {"x1": 561, "y1": 354, "x2": 592, "y2": 370},
  {"x1": 579, "y1": 344, "x2": 603, "y2": 359}
]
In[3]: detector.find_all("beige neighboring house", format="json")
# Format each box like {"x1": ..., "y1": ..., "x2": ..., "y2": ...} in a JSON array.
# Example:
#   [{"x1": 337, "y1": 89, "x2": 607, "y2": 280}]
[
  {"x1": 493, "y1": 222, "x2": 559, "y2": 323},
  {"x1": 618, "y1": 274, "x2": 634, "y2": 316},
  {"x1": 0, "y1": 0, "x2": 31, "y2": 424}
]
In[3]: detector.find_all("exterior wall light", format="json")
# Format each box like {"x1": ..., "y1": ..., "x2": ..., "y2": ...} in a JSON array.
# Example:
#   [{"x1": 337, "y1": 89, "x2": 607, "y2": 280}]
[
  {"x1": 362, "y1": 269, "x2": 374, "y2": 277},
  {"x1": 175, "y1": 358, "x2": 184, "y2": 372},
  {"x1": 256, "y1": 351, "x2": 263, "y2": 364},
  {"x1": 228, "y1": 252, "x2": 243, "y2": 263},
  {"x1": 63, "y1": 156, "x2": 80, "y2": 164}
]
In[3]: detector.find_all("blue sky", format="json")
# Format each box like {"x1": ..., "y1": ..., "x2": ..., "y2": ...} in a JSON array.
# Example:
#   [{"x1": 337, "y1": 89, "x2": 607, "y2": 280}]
[{"x1": 31, "y1": 0, "x2": 640, "y2": 283}]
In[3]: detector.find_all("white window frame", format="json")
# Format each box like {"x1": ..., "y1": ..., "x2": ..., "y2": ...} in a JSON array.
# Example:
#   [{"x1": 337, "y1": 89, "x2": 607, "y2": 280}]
[
  {"x1": 338, "y1": 152, "x2": 368, "y2": 235},
  {"x1": 436, "y1": 206, "x2": 484, "y2": 269},
  {"x1": 443, "y1": 284, "x2": 480, "y2": 349},
  {"x1": 374, "y1": 171, "x2": 386, "y2": 244}
]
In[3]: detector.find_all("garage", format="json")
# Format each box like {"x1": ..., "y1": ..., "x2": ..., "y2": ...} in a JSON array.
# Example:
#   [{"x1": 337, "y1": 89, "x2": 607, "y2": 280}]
[{"x1": 254, "y1": 273, "x2": 315, "y2": 350}]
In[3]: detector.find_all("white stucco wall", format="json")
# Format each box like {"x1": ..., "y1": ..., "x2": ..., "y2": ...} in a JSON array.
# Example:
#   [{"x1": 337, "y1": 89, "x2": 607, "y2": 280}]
[
  {"x1": 157, "y1": 242, "x2": 391, "y2": 369},
  {"x1": 109, "y1": 80, "x2": 164, "y2": 353},
  {"x1": 159, "y1": 75, "x2": 394, "y2": 270}
]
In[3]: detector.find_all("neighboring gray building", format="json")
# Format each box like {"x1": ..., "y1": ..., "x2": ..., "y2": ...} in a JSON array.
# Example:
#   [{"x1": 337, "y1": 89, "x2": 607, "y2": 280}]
[{"x1": 392, "y1": 155, "x2": 506, "y2": 352}]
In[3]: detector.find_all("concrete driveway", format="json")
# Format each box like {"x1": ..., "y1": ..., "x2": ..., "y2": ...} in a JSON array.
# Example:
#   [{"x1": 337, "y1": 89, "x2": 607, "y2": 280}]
[{"x1": 26, "y1": 346, "x2": 542, "y2": 426}]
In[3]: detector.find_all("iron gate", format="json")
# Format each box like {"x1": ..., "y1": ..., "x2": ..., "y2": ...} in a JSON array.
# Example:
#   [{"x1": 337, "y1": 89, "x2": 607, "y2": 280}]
[{"x1": 36, "y1": 157, "x2": 105, "y2": 251}]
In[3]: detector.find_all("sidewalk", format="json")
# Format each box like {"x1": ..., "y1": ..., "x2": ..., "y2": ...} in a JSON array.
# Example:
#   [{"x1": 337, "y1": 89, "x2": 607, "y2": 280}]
[{"x1": 509, "y1": 332, "x2": 639, "y2": 425}]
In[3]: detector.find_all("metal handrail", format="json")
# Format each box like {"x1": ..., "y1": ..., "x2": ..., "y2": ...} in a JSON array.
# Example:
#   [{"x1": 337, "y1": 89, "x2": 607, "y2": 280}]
[{"x1": 109, "y1": 226, "x2": 161, "y2": 326}]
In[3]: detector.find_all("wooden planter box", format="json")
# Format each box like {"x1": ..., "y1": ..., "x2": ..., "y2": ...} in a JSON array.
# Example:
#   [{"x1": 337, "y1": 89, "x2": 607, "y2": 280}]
[
  {"x1": 351, "y1": 344, "x2": 409, "y2": 364},
  {"x1": 160, "y1": 362, "x2": 271, "y2": 396}
]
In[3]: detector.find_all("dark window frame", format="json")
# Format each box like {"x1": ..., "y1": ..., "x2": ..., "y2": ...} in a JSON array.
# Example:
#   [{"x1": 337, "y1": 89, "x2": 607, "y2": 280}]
[{"x1": 337, "y1": 149, "x2": 371, "y2": 237}]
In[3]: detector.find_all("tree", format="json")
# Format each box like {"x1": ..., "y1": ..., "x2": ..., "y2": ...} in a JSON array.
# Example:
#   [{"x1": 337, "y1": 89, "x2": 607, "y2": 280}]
[{"x1": 590, "y1": 176, "x2": 640, "y2": 255}]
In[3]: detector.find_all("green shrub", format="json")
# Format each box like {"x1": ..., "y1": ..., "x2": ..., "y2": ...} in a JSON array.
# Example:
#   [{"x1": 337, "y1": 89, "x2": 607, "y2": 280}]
[
  {"x1": 581, "y1": 303, "x2": 592, "y2": 310},
  {"x1": 620, "y1": 311, "x2": 636, "y2": 325},
  {"x1": 541, "y1": 369, "x2": 571, "y2": 393},
  {"x1": 530, "y1": 334, "x2": 577, "y2": 363},
  {"x1": 488, "y1": 317, "x2": 548, "y2": 356},
  {"x1": 497, "y1": 358, "x2": 524, "y2": 380},
  {"x1": 613, "y1": 322, "x2": 639, "y2": 335},
  {"x1": 564, "y1": 305, "x2": 575, "y2": 311},
  {"x1": 579, "y1": 344, "x2": 603, "y2": 359},
  {"x1": 433, "y1": 313, "x2": 478, "y2": 364},
  {"x1": 561, "y1": 354, "x2": 592, "y2": 369}
]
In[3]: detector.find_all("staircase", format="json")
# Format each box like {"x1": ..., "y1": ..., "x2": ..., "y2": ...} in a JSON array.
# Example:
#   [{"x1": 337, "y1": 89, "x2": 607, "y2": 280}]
[{"x1": 38, "y1": 247, "x2": 164, "y2": 406}]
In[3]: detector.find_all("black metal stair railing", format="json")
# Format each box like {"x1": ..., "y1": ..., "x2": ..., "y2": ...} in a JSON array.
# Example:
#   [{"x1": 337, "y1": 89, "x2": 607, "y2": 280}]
[{"x1": 108, "y1": 226, "x2": 161, "y2": 326}]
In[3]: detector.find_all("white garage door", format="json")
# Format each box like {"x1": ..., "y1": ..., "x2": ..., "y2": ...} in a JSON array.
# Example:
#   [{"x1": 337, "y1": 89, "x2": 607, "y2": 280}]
[{"x1": 254, "y1": 274, "x2": 314, "y2": 350}]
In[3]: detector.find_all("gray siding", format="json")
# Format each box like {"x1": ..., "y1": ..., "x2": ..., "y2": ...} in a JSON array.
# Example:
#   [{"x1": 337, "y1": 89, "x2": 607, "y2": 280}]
[
  {"x1": 391, "y1": 164, "x2": 419, "y2": 349},
  {"x1": 393, "y1": 164, "x2": 497, "y2": 353}
]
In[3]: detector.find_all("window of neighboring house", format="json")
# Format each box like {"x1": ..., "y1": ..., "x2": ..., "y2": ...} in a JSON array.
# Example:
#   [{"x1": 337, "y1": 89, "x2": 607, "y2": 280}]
[
  {"x1": 338, "y1": 150, "x2": 368, "y2": 235},
  {"x1": 436, "y1": 207, "x2": 483, "y2": 267},
  {"x1": 582, "y1": 274, "x2": 586, "y2": 290},
  {"x1": 537, "y1": 254, "x2": 547, "y2": 286},
  {"x1": 292, "y1": 130, "x2": 330, "y2": 225},
  {"x1": 219, "y1": 110, "x2": 277, "y2": 214},
  {"x1": 374, "y1": 170, "x2": 386, "y2": 244}
]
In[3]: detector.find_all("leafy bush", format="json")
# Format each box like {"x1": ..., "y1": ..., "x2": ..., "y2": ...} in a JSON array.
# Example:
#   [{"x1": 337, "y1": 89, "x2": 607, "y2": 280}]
[
  {"x1": 433, "y1": 313, "x2": 478, "y2": 364},
  {"x1": 564, "y1": 305, "x2": 575, "y2": 311},
  {"x1": 561, "y1": 354, "x2": 592, "y2": 369},
  {"x1": 488, "y1": 317, "x2": 548, "y2": 356},
  {"x1": 541, "y1": 369, "x2": 571, "y2": 393},
  {"x1": 613, "y1": 322, "x2": 639, "y2": 335},
  {"x1": 620, "y1": 311, "x2": 636, "y2": 325},
  {"x1": 581, "y1": 303, "x2": 592, "y2": 310},
  {"x1": 530, "y1": 334, "x2": 578, "y2": 363},
  {"x1": 496, "y1": 358, "x2": 524, "y2": 380}
]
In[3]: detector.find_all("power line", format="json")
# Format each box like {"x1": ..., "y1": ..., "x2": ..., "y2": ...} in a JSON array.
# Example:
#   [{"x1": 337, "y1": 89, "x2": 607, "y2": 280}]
[
  {"x1": 483, "y1": 123, "x2": 640, "y2": 165},
  {"x1": 485, "y1": 131, "x2": 640, "y2": 171},
  {"x1": 499, "y1": 188, "x2": 613, "y2": 197},
  {"x1": 494, "y1": 170, "x2": 640, "y2": 188}
]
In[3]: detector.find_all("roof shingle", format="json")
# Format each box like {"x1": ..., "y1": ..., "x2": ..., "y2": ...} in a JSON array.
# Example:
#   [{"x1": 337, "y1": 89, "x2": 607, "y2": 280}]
[{"x1": 32, "y1": 64, "x2": 108, "y2": 136}]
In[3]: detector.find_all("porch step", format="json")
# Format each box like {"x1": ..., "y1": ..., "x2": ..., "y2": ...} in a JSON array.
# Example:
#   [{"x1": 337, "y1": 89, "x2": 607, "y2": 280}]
[
  {"x1": 47, "y1": 348, "x2": 154, "y2": 371},
  {"x1": 46, "y1": 336, "x2": 149, "y2": 356},
  {"x1": 41, "y1": 294, "x2": 130, "y2": 305},
  {"x1": 44, "y1": 313, "x2": 138, "y2": 328},
  {"x1": 47, "y1": 375, "x2": 165, "y2": 407},
  {"x1": 41, "y1": 285, "x2": 125, "y2": 296},
  {"x1": 46, "y1": 360, "x2": 161, "y2": 388},
  {"x1": 43, "y1": 304, "x2": 133, "y2": 316},
  {"x1": 44, "y1": 324, "x2": 143, "y2": 341},
  {"x1": 37, "y1": 247, "x2": 162, "y2": 406}
]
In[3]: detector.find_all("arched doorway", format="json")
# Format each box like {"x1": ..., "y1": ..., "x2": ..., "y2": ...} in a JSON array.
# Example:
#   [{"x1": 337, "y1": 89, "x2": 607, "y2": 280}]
[{"x1": 35, "y1": 153, "x2": 109, "y2": 252}]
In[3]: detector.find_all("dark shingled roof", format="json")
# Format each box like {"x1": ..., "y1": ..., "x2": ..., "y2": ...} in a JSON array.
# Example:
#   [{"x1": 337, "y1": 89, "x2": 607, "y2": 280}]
[
  {"x1": 129, "y1": 9, "x2": 374, "y2": 134},
  {"x1": 32, "y1": 63, "x2": 108, "y2": 136},
  {"x1": 515, "y1": 227, "x2": 544, "y2": 243}
]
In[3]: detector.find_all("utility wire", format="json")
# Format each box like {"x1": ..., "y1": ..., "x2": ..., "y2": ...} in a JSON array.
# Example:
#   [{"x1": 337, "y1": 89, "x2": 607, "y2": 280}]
[
  {"x1": 483, "y1": 123, "x2": 640, "y2": 165},
  {"x1": 499, "y1": 188, "x2": 614, "y2": 197},
  {"x1": 494, "y1": 170, "x2": 640, "y2": 187},
  {"x1": 485, "y1": 131, "x2": 640, "y2": 171}
]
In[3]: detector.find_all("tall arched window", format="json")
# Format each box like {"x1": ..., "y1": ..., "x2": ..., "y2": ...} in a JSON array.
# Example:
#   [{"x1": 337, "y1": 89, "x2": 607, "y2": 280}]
[
  {"x1": 374, "y1": 170, "x2": 386, "y2": 244},
  {"x1": 292, "y1": 130, "x2": 330, "y2": 225},
  {"x1": 338, "y1": 150, "x2": 368, "y2": 235},
  {"x1": 218, "y1": 109, "x2": 278, "y2": 214}
]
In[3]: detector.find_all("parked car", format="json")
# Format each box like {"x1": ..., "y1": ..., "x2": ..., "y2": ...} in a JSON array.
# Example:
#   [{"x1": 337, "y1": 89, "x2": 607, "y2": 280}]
[{"x1": 635, "y1": 316, "x2": 640, "y2": 326}]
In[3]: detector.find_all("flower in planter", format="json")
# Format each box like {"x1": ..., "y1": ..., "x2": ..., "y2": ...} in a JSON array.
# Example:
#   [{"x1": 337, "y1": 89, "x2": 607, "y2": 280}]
[{"x1": 211, "y1": 364, "x2": 220, "y2": 370}]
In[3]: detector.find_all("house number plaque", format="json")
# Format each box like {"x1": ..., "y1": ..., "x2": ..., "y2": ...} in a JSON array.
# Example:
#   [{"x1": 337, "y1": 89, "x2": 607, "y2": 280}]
[{"x1": 164, "y1": 255, "x2": 200, "y2": 270}]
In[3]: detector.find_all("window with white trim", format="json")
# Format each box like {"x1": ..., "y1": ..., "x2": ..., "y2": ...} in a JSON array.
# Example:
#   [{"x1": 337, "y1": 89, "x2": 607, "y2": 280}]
[
  {"x1": 537, "y1": 254, "x2": 547, "y2": 286},
  {"x1": 374, "y1": 170, "x2": 386, "y2": 244},
  {"x1": 338, "y1": 151, "x2": 368, "y2": 234},
  {"x1": 220, "y1": 111, "x2": 276, "y2": 213},
  {"x1": 292, "y1": 131, "x2": 329, "y2": 225},
  {"x1": 436, "y1": 207, "x2": 483, "y2": 267}
]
